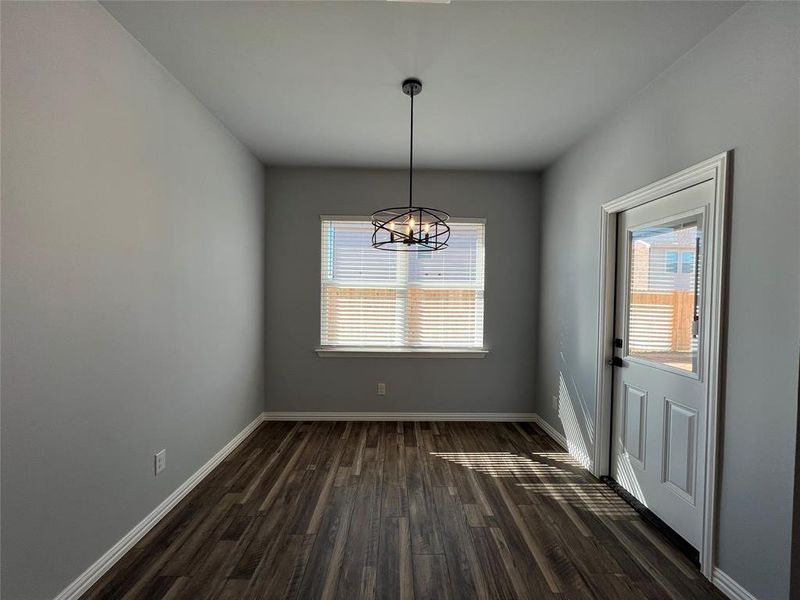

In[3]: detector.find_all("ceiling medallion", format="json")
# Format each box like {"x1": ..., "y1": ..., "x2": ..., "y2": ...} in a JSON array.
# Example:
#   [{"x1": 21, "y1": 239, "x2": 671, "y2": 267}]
[{"x1": 371, "y1": 78, "x2": 450, "y2": 251}]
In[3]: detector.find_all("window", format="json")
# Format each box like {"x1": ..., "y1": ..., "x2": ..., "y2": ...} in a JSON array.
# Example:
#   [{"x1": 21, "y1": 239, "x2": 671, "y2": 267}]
[
  {"x1": 320, "y1": 217, "x2": 485, "y2": 350},
  {"x1": 681, "y1": 250, "x2": 695, "y2": 274},
  {"x1": 664, "y1": 250, "x2": 679, "y2": 273}
]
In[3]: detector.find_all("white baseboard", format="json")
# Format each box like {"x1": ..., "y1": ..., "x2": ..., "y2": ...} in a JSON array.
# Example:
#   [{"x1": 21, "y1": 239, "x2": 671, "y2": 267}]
[
  {"x1": 262, "y1": 411, "x2": 537, "y2": 422},
  {"x1": 53, "y1": 412, "x2": 266, "y2": 600},
  {"x1": 712, "y1": 568, "x2": 759, "y2": 600},
  {"x1": 531, "y1": 414, "x2": 568, "y2": 449}
]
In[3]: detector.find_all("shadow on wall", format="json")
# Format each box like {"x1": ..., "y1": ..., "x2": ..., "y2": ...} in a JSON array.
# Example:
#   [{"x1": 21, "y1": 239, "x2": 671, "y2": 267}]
[
  {"x1": 557, "y1": 370, "x2": 592, "y2": 469},
  {"x1": 555, "y1": 357, "x2": 648, "y2": 506},
  {"x1": 546, "y1": 282, "x2": 595, "y2": 470},
  {"x1": 551, "y1": 293, "x2": 649, "y2": 506}
]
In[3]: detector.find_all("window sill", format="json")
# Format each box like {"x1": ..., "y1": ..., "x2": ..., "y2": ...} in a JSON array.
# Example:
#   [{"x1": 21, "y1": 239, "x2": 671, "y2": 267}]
[{"x1": 315, "y1": 347, "x2": 489, "y2": 358}]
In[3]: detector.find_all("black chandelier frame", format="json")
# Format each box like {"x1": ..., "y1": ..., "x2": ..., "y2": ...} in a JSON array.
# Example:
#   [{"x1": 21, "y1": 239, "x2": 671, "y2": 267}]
[
  {"x1": 371, "y1": 206, "x2": 450, "y2": 252},
  {"x1": 371, "y1": 78, "x2": 450, "y2": 251}
]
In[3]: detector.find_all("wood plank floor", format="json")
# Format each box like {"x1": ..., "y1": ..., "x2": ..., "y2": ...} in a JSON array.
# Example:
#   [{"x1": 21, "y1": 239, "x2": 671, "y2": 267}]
[{"x1": 83, "y1": 421, "x2": 724, "y2": 599}]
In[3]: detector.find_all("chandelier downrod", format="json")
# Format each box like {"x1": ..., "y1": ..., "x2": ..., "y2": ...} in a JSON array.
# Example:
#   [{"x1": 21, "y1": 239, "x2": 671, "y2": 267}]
[{"x1": 408, "y1": 84, "x2": 414, "y2": 208}]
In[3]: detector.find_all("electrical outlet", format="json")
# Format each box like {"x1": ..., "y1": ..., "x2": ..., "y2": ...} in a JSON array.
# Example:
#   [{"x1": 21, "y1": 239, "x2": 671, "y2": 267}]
[
  {"x1": 377, "y1": 382, "x2": 386, "y2": 396},
  {"x1": 552, "y1": 395, "x2": 559, "y2": 411},
  {"x1": 154, "y1": 449, "x2": 166, "y2": 476}
]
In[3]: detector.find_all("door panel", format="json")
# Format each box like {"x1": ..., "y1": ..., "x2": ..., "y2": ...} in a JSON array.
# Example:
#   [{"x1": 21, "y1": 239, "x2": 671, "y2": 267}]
[
  {"x1": 611, "y1": 179, "x2": 714, "y2": 550},
  {"x1": 663, "y1": 398, "x2": 697, "y2": 502},
  {"x1": 623, "y1": 385, "x2": 647, "y2": 466}
]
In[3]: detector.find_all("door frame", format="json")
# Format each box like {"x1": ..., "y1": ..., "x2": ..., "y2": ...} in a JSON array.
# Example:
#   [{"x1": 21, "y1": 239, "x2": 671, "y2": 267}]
[{"x1": 593, "y1": 151, "x2": 731, "y2": 579}]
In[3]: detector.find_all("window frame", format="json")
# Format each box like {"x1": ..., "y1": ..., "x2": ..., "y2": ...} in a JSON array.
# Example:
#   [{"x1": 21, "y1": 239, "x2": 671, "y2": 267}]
[{"x1": 316, "y1": 215, "x2": 488, "y2": 358}]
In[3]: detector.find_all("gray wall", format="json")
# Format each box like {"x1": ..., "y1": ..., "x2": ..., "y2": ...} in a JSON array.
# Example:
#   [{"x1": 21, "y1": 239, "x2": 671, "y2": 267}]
[
  {"x1": 265, "y1": 168, "x2": 539, "y2": 414},
  {"x1": 1, "y1": 3, "x2": 265, "y2": 598},
  {"x1": 536, "y1": 3, "x2": 799, "y2": 599}
]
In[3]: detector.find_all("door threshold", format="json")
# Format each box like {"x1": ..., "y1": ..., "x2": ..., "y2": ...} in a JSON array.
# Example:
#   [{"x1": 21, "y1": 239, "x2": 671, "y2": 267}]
[{"x1": 600, "y1": 476, "x2": 700, "y2": 567}]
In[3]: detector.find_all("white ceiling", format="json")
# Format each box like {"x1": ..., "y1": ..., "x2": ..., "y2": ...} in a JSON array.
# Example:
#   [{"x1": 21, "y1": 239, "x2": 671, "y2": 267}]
[{"x1": 103, "y1": 1, "x2": 743, "y2": 170}]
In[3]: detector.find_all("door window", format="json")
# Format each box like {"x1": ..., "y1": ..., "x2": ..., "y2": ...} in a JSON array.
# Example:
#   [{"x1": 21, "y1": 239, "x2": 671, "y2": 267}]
[{"x1": 626, "y1": 216, "x2": 703, "y2": 374}]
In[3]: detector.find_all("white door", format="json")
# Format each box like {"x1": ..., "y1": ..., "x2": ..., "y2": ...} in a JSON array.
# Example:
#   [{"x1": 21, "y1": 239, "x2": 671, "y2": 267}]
[{"x1": 611, "y1": 179, "x2": 715, "y2": 549}]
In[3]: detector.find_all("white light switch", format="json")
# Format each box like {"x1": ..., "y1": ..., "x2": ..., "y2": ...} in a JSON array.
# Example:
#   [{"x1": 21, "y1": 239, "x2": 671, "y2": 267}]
[
  {"x1": 377, "y1": 383, "x2": 386, "y2": 396},
  {"x1": 154, "y1": 449, "x2": 166, "y2": 475}
]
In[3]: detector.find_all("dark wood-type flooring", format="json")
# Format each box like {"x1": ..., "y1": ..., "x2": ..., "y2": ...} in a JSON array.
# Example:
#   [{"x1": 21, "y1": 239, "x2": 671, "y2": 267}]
[{"x1": 83, "y1": 421, "x2": 724, "y2": 599}]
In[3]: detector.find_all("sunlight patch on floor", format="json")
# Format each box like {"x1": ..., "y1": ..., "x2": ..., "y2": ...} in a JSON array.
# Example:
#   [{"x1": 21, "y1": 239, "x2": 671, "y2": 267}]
[
  {"x1": 430, "y1": 450, "x2": 637, "y2": 518},
  {"x1": 517, "y1": 482, "x2": 637, "y2": 517},
  {"x1": 429, "y1": 452, "x2": 580, "y2": 479},
  {"x1": 530, "y1": 451, "x2": 585, "y2": 469}
]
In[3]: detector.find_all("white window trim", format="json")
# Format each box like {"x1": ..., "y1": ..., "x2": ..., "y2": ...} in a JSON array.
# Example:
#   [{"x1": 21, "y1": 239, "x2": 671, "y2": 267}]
[{"x1": 318, "y1": 215, "x2": 488, "y2": 356}]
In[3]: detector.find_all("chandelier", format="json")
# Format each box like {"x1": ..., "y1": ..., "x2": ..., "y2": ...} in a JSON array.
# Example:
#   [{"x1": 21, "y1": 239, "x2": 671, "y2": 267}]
[{"x1": 371, "y1": 78, "x2": 450, "y2": 251}]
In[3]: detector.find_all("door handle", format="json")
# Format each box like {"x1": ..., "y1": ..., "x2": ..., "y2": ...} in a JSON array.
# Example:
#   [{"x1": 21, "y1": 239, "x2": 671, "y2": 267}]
[{"x1": 607, "y1": 356, "x2": 624, "y2": 367}]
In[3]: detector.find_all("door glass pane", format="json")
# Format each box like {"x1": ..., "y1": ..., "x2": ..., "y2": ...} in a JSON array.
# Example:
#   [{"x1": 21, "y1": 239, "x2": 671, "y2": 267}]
[{"x1": 627, "y1": 216, "x2": 702, "y2": 373}]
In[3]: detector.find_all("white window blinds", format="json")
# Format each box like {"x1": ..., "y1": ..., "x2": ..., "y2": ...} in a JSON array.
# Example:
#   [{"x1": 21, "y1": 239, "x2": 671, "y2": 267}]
[{"x1": 320, "y1": 218, "x2": 485, "y2": 349}]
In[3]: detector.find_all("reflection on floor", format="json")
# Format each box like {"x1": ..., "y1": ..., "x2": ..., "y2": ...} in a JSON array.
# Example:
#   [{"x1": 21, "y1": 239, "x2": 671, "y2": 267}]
[{"x1": 83, "y1": 421, "x2": 724, "y2": 599}]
